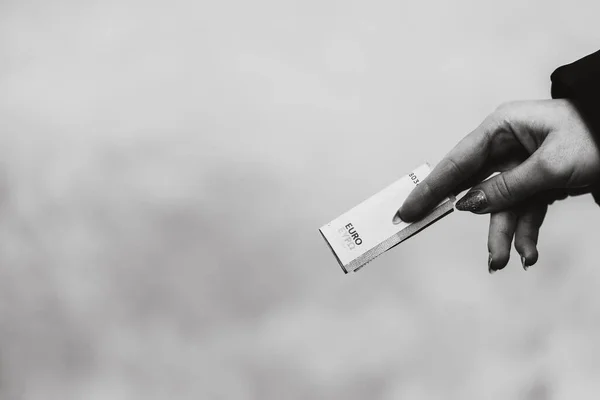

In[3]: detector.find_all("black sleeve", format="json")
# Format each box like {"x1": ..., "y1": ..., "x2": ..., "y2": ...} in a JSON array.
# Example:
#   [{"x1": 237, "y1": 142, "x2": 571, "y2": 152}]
[{"x1": 550, "y1": 50, "x2": 600, "y2": 205}]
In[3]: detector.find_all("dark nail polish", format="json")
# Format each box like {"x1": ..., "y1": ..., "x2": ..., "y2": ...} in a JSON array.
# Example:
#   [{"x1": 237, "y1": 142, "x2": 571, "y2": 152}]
[
  {"x1": 488, "y1": 253, "x2": 495, "y2": 274},
  {"x1": 456, "y1": 190, "x2": 488, "y2": 213},
  {"x1": 521, "y1": 256, "x2": 530, "y2": 271}
]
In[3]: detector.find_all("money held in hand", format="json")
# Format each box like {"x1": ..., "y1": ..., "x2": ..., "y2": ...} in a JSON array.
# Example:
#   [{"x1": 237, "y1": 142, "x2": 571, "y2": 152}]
[{"x1": 319, "y1": 163, "x2": 455, "y2": 273}]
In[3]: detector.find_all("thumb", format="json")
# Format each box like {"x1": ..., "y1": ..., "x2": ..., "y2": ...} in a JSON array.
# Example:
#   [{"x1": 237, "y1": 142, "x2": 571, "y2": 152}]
[{"x1": 455, "y1": 154, "x2": 560, "y2": 213}]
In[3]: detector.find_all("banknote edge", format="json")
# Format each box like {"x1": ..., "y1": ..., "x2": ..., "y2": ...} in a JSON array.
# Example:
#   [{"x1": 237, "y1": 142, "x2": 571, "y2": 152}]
[
  {"x1": 318, "y1": 228, "x2": 349, "y2": 274},
  {"x1": 346, "y1": 200, "x2": 455, "y2": 273}
]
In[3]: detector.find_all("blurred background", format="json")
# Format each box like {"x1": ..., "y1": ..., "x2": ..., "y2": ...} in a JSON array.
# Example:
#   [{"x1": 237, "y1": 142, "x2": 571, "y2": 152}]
[{"x1": 1, "y1": 0, "x2": 600, "y2": 399}]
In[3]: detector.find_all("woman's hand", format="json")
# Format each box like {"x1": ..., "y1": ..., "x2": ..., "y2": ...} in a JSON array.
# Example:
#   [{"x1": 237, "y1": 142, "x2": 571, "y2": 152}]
[{"x1": 395, "y1": 99, "x2": 600, "y2": 272}]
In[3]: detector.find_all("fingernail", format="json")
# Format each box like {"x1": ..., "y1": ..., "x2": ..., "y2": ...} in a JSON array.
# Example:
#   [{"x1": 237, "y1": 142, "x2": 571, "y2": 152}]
[
  {"x1": 456, "y1": 190, "x2": 488, "y2": 213},
  {"x1": 392, "y1": 212, "x2": 403, "y2": 225},
  {"x1": 488, "y1": 253, "x2": 495, "y2": 274},
  {"x1": 521, "y1": 256, "x2": 529, "y2": 271}
]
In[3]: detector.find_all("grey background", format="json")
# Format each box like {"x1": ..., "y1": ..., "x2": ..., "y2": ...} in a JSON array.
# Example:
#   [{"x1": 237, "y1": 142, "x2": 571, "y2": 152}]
[{"x1": 1, "y1": 0, "x2": 600, "y2": 399}]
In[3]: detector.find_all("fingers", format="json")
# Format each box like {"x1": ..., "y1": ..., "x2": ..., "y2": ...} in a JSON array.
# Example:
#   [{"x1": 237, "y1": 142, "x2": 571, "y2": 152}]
[
  {"x1": 397, "y1": 100, "x2": 573, "y2": 222},
  {"x1": 451, "y1": 167, "x2": 496, "y2": 197},
  {"x1": 451, "y1": 158, "x2": 523, "y2": 197},
  {"x1": 486, "y1": 202, "x2": 547, "y2": 273},
  {"x1": 397, "y1": 119, "x2": 496, "y2": 222},
  {"x1": 514, "y1": 203, "x2": 547, "y2": 270},
  {"x1": 487, "y1": 210, "x2": 518, "y2": 273},
  {"x1": 455, "y1": 151, "x2": 562, "y2": 214}
]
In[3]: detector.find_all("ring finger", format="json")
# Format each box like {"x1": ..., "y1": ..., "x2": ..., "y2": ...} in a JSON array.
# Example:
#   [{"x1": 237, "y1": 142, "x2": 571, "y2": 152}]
[{"x1": 487, "y1": 209, "x2": 518, "y2": 273}]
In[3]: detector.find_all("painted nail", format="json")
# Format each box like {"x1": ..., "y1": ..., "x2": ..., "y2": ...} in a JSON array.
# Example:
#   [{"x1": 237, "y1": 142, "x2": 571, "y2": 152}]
[
  {"x1": 392, "y1": 212, "x2": 403, "y2": 225},
  {"x1": 488, "y1": 253, "x2": 495, "y2": 274},
  {"x1": 521, "y1": 256, "x2": 529, "y2": 271},
  {"x1": 456, "y1": 190, "x2": 488, "y2": 213}
]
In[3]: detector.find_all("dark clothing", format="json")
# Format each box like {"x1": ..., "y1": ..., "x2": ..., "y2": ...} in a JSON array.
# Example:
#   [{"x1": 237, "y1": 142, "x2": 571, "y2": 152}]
[{"x1": 551, "y1": 50, "x2": 600, "y2": 205}]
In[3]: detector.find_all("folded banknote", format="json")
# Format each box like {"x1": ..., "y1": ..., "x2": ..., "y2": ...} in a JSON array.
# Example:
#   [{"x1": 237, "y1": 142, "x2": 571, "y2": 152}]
[{"x1": 319, "y1": 163, "x2": 455, "y2": 273}]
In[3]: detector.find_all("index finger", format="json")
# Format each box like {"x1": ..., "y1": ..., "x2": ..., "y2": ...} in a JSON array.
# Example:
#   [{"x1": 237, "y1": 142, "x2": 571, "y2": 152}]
[{"x1": 396, "y1": 120, "x2": 494, "y2": 222}]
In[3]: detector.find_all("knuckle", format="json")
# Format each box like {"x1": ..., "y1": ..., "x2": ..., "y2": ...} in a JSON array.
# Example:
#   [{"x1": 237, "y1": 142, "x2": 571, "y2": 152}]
[
  {"x1": 486, "y1": 102, "x2": 522, "y2": 138},
  {"x1": 497, "y1": 227, "x2": 513, "y2": 240},
  {"x1": 445, "y1": 158, "x2": 465, "y2": 178},
  {"x1": 491, "y1": 174, "x2": 514, "y2": 203},
  {"x1": 495, "y1": 215, "x2": 518, "y2": 240}
]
